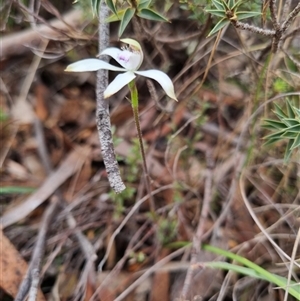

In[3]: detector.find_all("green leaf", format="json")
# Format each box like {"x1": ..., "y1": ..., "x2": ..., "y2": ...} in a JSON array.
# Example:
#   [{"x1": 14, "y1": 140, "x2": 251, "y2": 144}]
[
  {"x1": 284, "y1": 139, "x2": 294, "y2": 162},
  {"x1": 137, "y1": 8, "x2": 169, "y2": 22},
  {"x1": 138, "y1": 0, "x2": 152, "y2": 9},
  {"x1": 105, "y1": 9, "x2": 126, "y2": 22},
  {"x1": 106, "y1": 0, "x2": 118, "y2": 16},
  {"x1": 232, "y1": 0, "x2": 245, "y2": 10},
  {"x1": 263, "y1": 119, "x2": 287, "y2": 130},
  {"x1": 285, "y1": 124, "x2": 300, "y2": 133},
  {"x1": 273, "y1": 103, "x2": 287, "y2": 119},
  {"x1": 91, "y1": 0, "x2": 100, "y2": 17},
  {"x1": 205, "y1": 9, "x2": 226, "y2": 18},
  {"x1": 236, "y1": 11, "x2": 262, "y2": 20},
  {"x1": 263, "y1": 137, "x2": 283, "y2": 146},
  {"x1": 282, "y1": 118, "x2": 299, "y2": 127},
  {"x1": 207, "y1": 18, "x2": 228, "y2": 36},
  {"x1": 290, "y1": 133, "x2": 300, "y2": 150},
  {"x1": 286, "y1": 99, "x2": 295, "y2": 118},
  {"x1": 280, "y1": 131, "x2": 297, "y2": 139},
  {"x1": 212, "y1": 0, "x2": 225, "y2": 10},
  {"x1": 293, "y1": 107, "x2": 300, "y2": 118},
  {"x1": 118, "y1": 7, "x2": 136, "y2": 37},
  {"x1": 228, "y1": 0, "x2": 235, "y2": 9},
  {"x1": 264, "y1": 131, "x2": 286, "y2": 141}
]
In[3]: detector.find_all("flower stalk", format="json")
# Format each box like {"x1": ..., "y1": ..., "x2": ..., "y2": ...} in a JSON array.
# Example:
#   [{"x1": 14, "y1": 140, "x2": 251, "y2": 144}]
[
  {"x1": 128, "y1": 80, "x2": 155, "y2": 212},
  {"x1": 65, "y1": 38, "x2": 177, "y2": 198}
]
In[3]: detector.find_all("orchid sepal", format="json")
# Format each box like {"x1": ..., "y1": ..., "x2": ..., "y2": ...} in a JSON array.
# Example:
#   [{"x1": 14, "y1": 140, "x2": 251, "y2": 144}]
[
  {"x1": 135, "y1": 70, "x2": 178, "y2": 101},
  {"x1": 64, "y1": 58, "x2": 125, "y2": 72},
  {"x1": 104, "y1": 71, "x2": 136, "y2": 98}
]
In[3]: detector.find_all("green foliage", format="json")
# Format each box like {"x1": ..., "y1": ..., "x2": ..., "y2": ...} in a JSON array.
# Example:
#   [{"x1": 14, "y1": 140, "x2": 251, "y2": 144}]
[
  {"x1": 273, "y1": 78, "x2": 293, "y2": 94},
  {"x1": 0, "y1": 109, "x2": 9, "y2": 122},
  {"x1": 166, "y1": 242, "x2": 300, "y2": 299},
  {"x1": 202, "y1": 244, "x2": 300, "y2": 300},
  {"x1": 110, "y1": 138, "x2": 143, "y2": 215},
  {"x1": 104, "y1": 0, "x2": 169, "y2": 37},
  {"x1": 263, "y1": 99, "x2": 300, "y2": 162},
  {"x1": 110, "y1": 186, "x2": 136, "y2": 215},
  {"x1": 205, "y1": 0, "x2": 261, "y2": 36},
  {"x1": 124, "y1": 138, "x2": 143, "y2": 183},
  {"x1": 179, "y1": 0, "x2": 209, "y2": 23},
  {"x1": 0, "y1": 186, "x2": 36, "y2": 194},
  {"x1": 128, "y1": 250, "x2": 146, "y2": 263},
  {"x1": 157, "y1": 217, "x2": 178, "y2": 245}
]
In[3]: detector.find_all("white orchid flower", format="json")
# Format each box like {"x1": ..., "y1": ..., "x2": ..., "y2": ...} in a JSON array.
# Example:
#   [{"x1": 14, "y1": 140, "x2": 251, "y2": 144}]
[{"x1": 65, "y1": 38, "x2": 178, "y2": 101}]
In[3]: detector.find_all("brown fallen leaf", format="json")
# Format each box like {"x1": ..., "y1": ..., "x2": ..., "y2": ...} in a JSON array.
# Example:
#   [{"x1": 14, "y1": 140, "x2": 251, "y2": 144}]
[
  {"x1": 0, "y1": 229, "x2": 46, "y2": 300},
  {"x1": 0, "y1": 146, "x2": 91, "y2": 228}
]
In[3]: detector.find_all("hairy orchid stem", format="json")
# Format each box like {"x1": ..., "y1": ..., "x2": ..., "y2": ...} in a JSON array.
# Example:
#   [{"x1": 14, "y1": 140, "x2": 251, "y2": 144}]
[{"x1": 128, "y1": 80, "x2": 155, "y2": 213}]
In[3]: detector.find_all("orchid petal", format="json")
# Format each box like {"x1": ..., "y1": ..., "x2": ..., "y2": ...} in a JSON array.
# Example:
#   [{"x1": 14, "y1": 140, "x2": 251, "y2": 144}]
[
  {"x1": 104, "y1": 71, "x2": 136, "y2": 98},
  {"x1": 65, "y1": 59, "x2": 125, "y2": 72},
  {"x1": 135, "y1": 70, "x2": 178, "y2": 101},
  {"x1": 101, "y1": 47, "x2": 142, "y2": 71}
]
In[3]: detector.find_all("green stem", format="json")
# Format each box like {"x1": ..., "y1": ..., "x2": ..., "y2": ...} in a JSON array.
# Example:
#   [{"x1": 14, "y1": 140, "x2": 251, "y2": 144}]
[{"x1": 128, "y1": 80, "x2": 155, "y2": 213}]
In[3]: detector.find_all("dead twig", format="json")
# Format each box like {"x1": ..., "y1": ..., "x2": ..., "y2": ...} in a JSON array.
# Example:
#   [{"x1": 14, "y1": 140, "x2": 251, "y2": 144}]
[
  {"x1": 96, "y1": 0, "x2": 125, "y2": 193},
  {"x1": 231, "y1": 1, "x2": 300, "y2": 53},
  {"x1": 15, "y1": 196, "x2": 58, "y2": 301},
  {"x1": 181, "y1": 151, "x2": 214, "y2": 299},
  {"x1": 1, "y1": 8, "x2": 84, "y2": 58}
]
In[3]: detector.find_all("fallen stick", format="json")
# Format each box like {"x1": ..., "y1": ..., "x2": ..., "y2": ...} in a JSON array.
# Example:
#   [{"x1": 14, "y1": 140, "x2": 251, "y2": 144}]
[{"x1": 1, "y1": 8, "x2": 84, "y2": 59}]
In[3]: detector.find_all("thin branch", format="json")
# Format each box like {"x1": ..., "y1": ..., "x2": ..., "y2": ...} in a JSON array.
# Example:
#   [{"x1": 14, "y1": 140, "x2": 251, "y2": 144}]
[
  {"x1": 15, "y1": 197, "x2": 59, "y2": 301},
  {"x1": 232, "y1": 20, "x2": 275, "y2": 36},
  {"x1": 269, "y1": 0, "x2": 280, "y2": 30},
  {"x1": 282, "y1": 0, "x2": 293, "y2": 21},
  {"x1": 1, "y1": 8, "x2": 83, "y2": 58},
  {"x1": 181, "y1": 151, "x2": 214, "y2": 299},
  {"x1": 96, "y1": 0, "x2": 126, "y2": 193},
  {"x1": 282, "y1": 26, "x2": 300, "y2": 40},
  {"x1": 282, "y1": 48, "x2": 300, "y2": 69},
  {"x1": 113, "y1": 247, "x2": 187, "y2": 301},
  {"x1": 274, "y1": 2, "x2": 300, "y2": 53},
  {"x1": 281, "y1": 2, "x2": 300, "y2": 32}
]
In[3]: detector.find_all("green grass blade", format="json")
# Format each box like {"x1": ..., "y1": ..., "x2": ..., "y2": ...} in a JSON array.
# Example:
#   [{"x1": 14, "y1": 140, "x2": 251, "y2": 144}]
[
  {"x1": 0, "y1": 186, "x2": 36, "y2": 194},
  {"x1": 203, "y1": 244, "x2": 300, "y2": 299}
]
